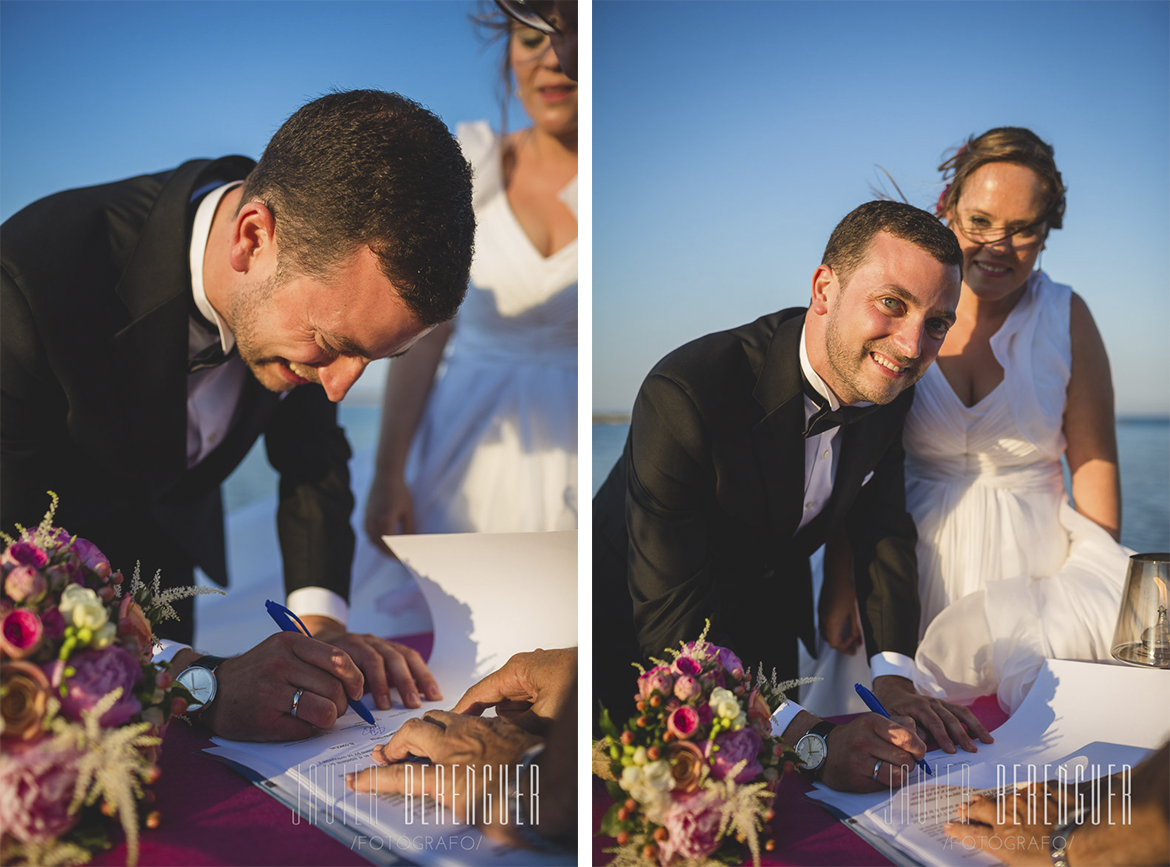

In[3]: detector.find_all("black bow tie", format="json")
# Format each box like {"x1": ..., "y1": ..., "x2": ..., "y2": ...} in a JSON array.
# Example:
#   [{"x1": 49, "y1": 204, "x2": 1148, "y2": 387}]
[
  {"x1": 188, "y1": 340, "x2": 238, "y2": 373},
  {"x1": 801, "y1": 374, "x2": 879, "y2": 438}
]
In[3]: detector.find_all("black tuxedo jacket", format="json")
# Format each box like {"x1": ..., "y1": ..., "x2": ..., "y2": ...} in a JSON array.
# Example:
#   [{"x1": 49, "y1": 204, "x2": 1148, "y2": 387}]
[
  {"x1": 593, "y1": 308, "x2": 920, "y2": 717},
  {"x1": 1, "y1": 159, "x2": 354, "y2": 638}
]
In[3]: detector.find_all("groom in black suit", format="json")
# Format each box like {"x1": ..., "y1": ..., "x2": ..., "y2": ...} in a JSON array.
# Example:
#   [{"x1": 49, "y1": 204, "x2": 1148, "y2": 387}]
[
  {"x1": 595, "y1": 201, "x2": 992, "y2": 792},
  {"x1": 1, "y1": 90, "x2": 474, "y2": 741}
]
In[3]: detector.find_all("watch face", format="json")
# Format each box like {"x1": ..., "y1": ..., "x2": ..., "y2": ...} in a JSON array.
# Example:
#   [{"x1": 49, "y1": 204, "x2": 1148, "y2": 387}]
[
  {"x1": 796, "y1": 733, "x2": 826, "y2": 769},
  {"x1": 176, "y1": 666, "x2": 216, "y2": 712}
]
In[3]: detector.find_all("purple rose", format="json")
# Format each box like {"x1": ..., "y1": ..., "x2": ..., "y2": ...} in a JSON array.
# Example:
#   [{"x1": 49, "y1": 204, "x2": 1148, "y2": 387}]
[
  {"x1": 705, "y1": 727, "x2": 763, "y2": 783},
  {"x1": 0, "y1": 741, "x2": 83, "y2": 843},
  {"x1": 657, "y1": 790, "x2": 722, "y2": 865},
  {"x1": 48, "y1": 646, "x2": 143, "y2": 727},
  {"x1": 67, "y1": 537, "x2": 111, "y2": 580},
  {"x1": 666, "y1": 705, "x2": 700, "y2": 740},
  {"x1": 39, "y1": 607, "x2": 65, "y2": 642},
  {"x1": 638, "y1": 664, "x2": 674, "y2": 700},
  {"x1": 0, "y1": 609, "x2": 43, "y2": 659},
  {"x1": 2, "y1": 543, "x2": 49, "y2": 571},
  {"x1": 696, "y1": 702, "x2": 714, "y2": 727},
  {"x1": 673, "y1": 674, "x2": 700, "y2": 702},
  {"x1": 4, "y1": 566, "x2": 47, "y2": 604},
  {"x1": 671, "y1": 655, "x2": 702, "y2": 678}
]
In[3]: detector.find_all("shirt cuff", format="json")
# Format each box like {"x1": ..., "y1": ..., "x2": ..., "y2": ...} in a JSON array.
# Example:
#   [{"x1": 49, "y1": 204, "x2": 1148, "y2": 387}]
[
  {"x1": 286, "y1": 587, "x2": 349, "y2": 629},
  {"x1": 870, "y1": 652, "x2": 916, "y2": 682},
  {"x1": 153, "y1": 640, "x2": 190, "y2": 665},
  {"x1": 769, "y1": 698, "x2": 806, "y2": 738}
]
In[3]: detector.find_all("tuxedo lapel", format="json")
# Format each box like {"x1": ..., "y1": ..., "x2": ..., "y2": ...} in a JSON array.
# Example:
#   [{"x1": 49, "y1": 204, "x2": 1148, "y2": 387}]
[
  {"x1": 109, "y1": 158, "x2": 254, "y2": 497},
  {"x1": 749, "y1": 312, "x2": 807, "y2": 542}
]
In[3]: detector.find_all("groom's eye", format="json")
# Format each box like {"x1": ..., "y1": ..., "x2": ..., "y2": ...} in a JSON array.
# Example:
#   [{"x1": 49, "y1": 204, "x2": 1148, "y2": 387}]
[
  {"x1": 927, "y1": 319, "x2": 950, "y2": 338},
  {"x1": 881, "y1": 298, "x2": 903, "y2": 313}
]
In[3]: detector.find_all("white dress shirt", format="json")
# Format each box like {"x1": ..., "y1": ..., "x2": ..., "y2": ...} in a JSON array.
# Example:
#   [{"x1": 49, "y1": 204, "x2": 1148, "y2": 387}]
[{"x1": 770, "y1": 323, "x2": 916, "y2": 735}]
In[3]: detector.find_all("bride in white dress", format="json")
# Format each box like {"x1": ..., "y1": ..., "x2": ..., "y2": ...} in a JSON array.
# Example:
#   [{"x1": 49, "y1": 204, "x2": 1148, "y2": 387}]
[
  {"x1": 805, "y1": 127, "x2": 1130, "y2": 715},
  {"x1": 363, "y1": 18, "x2": 578, "y2": 546}
]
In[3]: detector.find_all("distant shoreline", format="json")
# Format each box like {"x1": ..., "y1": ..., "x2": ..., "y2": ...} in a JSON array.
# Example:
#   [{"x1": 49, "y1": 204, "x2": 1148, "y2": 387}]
[{"x1": 592, "y1": 413, "x2": 631, "y2": 424}]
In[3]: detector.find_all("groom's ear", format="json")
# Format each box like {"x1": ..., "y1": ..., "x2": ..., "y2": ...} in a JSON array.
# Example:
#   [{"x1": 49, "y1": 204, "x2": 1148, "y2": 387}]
[{"x1": 810, "y1": 264, "x2": 836, "y2": 315}]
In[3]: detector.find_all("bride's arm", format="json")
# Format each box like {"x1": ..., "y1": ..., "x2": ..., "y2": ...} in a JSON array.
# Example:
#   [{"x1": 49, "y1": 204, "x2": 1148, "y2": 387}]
[
  {"x1": 1063, "y1": 292, "x2": 1121, "y2": 541},
  {"x1": 364, "y1": 321, "x2": 454, "y2": 551}
]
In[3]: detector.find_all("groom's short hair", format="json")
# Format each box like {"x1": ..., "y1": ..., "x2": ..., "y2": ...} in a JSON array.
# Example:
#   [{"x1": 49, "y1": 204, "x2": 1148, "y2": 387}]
[
  {"x1": 240, "y1": 89, "x2": 475, "y2": 327},
  {"x1": 821, "y1": 200, "x2": 962, "y2": 288}
]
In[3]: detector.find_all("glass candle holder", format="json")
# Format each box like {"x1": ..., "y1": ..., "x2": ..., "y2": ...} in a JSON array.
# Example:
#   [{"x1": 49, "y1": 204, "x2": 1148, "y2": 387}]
[{"x1": 1111, "y1": 552, "x2": 1170, "y2": 668}]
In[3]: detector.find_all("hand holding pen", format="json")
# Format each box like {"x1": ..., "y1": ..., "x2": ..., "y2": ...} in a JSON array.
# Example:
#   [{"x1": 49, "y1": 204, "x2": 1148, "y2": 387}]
[
  {"x1": 856, "y1": 683, "x2": 933, "y2": 776},
  {"x1": 266, "y1": 600, "x2": 376, "y2": 724}
]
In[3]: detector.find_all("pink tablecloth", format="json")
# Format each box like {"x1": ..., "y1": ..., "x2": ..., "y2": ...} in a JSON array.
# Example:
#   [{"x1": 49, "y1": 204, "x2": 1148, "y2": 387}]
[
  {"x1": 592, "y1": 695, "x2": 1010, "y2": 867},
  {"x1": 91, "y1": 632, "x2": 433, "y2": 867}
]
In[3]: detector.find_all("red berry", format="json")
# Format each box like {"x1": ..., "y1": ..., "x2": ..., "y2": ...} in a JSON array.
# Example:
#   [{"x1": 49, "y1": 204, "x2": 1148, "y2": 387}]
[
  {"x1": 647, "y1": 746, "x2": 661, "y2": 760},
  {"x1": 642, "y1": 844, "x2": 657, "y2": 860},
  {"x1": 653, "y1": 828, "x2": 668, "y2": 842},
  {"x1": 624, "y1": 798, "x2": 637, "y2": 812},
  {"x1": 616, "y1": 831, "x2": 630, "y2": 846}
]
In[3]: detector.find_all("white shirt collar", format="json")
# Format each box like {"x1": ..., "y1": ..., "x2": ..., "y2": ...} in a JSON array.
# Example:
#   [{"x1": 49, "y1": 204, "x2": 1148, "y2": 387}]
[
  {"x1": 799, "y1": 319, "x2": 874, "y2": 411},
  {"x1": 189, "y1": 181, "x2": 243, "y2": 354},
  {"x1": 799, "y1": 323, "x2": 841, "y2": 411}
]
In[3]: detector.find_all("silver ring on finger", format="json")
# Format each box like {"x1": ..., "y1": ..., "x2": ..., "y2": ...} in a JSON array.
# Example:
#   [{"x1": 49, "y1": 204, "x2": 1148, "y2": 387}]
[
  {"x1": 291, "y1": 689, "x2": 305, "y2": 718},
  {"x1": 872, "y1": 759, "x2": 883, "y2": 780}
]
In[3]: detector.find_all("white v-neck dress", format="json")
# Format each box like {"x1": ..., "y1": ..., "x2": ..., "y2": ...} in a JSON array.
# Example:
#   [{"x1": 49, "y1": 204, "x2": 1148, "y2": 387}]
[
  {"x1": 907, "y1": 271, "x2": 1130, "y2": 712},
  {"x1": 403, "y1": 121, "x2": 578, "y2": 533}
]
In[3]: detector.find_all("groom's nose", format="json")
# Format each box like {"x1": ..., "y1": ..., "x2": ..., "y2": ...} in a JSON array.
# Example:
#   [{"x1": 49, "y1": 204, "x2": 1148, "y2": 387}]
[{"x1": 890, "y1": 318, "x2": 927, "y2": 361}]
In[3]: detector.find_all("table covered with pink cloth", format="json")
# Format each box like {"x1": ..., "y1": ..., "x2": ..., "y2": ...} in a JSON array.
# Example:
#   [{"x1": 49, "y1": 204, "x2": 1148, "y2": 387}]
[
  {"x1": 592, "y1": 695, "x2": 1010, "y2": 866},
  {"x1": 91, "y1": 633, "x2": 433, "y2": 867}
]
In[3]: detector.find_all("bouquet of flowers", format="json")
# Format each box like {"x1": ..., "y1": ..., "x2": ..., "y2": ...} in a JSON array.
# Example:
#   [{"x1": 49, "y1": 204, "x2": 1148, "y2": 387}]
[
  {"x1": 0, "y1": 494, "x2": 219, "y2": 866},
  {"x1": 595, "y1": 623, "x2": 809, "y2": 867}
]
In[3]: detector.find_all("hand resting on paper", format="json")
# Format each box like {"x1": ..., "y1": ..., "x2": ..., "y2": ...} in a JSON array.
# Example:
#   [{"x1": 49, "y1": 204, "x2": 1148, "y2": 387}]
[
  {"x1": 172, "y1": 632, "x2": 366, "y2": 741},
  {"x1": 452, "y1": 647, "x2": 577, "y2": 735},
  {"x1": 347, "y1": 711, "x2": 544, "y2": 846},
  {"x1": 944, "y1": 741, "x2": 1170, "y2": 866},
  {"x1": 872, "y1": 674, "x2": 993, "y2": 754},
  {"x1": 299, "y1": 614, "x2": 442, "y2": 710}
]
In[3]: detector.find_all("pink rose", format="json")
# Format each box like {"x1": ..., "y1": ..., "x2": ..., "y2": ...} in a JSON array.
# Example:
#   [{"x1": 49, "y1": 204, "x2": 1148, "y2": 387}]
[
  {"x1": 638, "y1": 665, "x2": 674, "y2": 700},
  {"x1": 673, "y1": 674, "x2": 700, "y2": 702},
  {"x1": 0, "y1": 741, "x2": 83, "y2": 843},
  {"x1": 657, "y1": 790, "x2": 722, "y2": 865},
  {"x1": 666, "y1": 705, "x2": 700, "y2": 740},
  {"x1": 0, "y1": 609, "x2": 43, "y2": 659},
  {"x1": 48, "y1": 646, "x2": 143, "y2": 727},
  {"x1": 4, "y1": 566, "x2": 47, "y2": 604},
  {"x1": 705, "y1": 728, "x2": 763, "y2": 783},
  {"x1": 2, "y1": 543, "x2": 49, "y2": 571},
  {"x1": 117, "y1": 596, "x2": 154, "y2": 663},
  {"x1": 671, "y1": 655, "x2": 702, "y2": 678}
]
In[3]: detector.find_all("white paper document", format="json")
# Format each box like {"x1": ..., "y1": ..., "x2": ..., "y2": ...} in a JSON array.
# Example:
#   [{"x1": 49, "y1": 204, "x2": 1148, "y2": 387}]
[
  {"x1": 206, "y1": 530, "x2": 578, "y2": 866},
  {"x1": 806, "y1": 659, "x2": 1170, "y2": 866}
]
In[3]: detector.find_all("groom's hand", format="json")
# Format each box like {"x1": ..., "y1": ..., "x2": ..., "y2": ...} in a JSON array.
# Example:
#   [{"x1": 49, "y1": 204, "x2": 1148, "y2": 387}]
[
  {"x1": 819, "y1": 713, "x2": 927, "y2": 793},
  {"x1": 872, "y1": 675, "x2": 993, "y2": 754},
  {"x1": 300, "y1": 615, "x2": 443, "y2": 711}
]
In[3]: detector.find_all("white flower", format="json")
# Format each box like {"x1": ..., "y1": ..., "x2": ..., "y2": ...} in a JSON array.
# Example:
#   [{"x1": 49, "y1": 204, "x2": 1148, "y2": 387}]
[
  {"x1": 709, "y1": 686, "x2": 741, "y2": 720},
  {"x1": 633, "y1": 746, "x2": 648, "y2": 766},
  {"x1": 60, "y1": 584, "x2": 108, "y2": 630},
  {"x1": 619, "y1": 765, "x2": 642, "y2": 791},
  {"x1": 641, "y1": 789, "x2": 671, "y2": 825},
  {"x1": 91, "y1": 622, "x2": 117, "y2": 649},
  {"x1": 641, "y1": 759, "x2": 674, "y2": 791}
]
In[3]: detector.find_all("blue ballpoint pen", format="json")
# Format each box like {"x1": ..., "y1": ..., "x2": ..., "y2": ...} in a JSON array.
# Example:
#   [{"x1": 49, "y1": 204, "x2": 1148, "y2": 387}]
[
  {"x1": 854, "y1": 683, "x2": 933, "y2": 776},
  {"x1": 265, "y1": 599, "x2": 377, "y2": 725}
]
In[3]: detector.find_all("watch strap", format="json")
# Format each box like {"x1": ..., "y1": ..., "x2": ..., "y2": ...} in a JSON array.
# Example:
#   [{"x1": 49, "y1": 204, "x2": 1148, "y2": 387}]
[
  {"x1": 189, "y1": 654, "x2": 228, "y2": 672},
  {"x1": 809, "y1": 720, "x2": 838, "y2": 739}
]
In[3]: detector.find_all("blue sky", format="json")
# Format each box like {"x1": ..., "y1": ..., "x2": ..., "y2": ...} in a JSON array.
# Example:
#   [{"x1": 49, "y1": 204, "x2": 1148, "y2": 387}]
[{"x1": 593, "y1": 1, "x2": 1170, "y2": 417}]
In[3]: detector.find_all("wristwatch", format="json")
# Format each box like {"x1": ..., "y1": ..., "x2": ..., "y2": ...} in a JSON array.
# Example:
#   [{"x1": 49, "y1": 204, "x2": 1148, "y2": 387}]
[
  {"x1": 1050, "y1": 804, "x2": 1087, "y2": 867},
  {"x1": 175, "y1": 655, "x2": 228, "y2": 715},
  {"x1": 795, "y1": 720, "x2": 838, "y2": 778}
]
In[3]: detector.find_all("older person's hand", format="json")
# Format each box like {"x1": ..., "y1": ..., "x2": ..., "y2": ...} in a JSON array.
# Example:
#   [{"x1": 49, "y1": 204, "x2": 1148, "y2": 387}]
[
  {"x1": 347, "y1": 711, "x2": 543, "y2": 846},
  {"x1": 453, "y1": 647, "x2": 576, "y2": 734}
]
